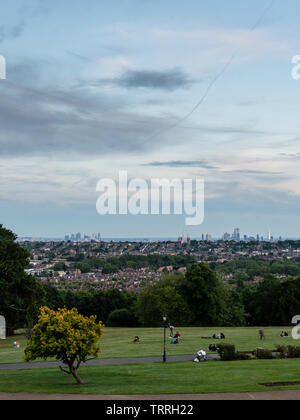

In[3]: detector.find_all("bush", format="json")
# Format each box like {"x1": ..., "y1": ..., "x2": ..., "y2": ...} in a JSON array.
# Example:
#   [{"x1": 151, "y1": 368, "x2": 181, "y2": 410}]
[
  {"x1": 276, "y1": 345, "x2": 288, "y2": 359},
  {"x1": 255, "y1": 349, "x2": 274, "y2": 359},
  {"x1": 217, "y1": 344, "x2": 237, "y2": 361},
  {"x1": 287, "y1": 346, "x2": 300, "y2": 359},
  {"x1": 236, "y1": 352, "x2": 250, "y2": 361},
  {"x1": 107, "y1": 308, "x2": 137, "y2": 327}
]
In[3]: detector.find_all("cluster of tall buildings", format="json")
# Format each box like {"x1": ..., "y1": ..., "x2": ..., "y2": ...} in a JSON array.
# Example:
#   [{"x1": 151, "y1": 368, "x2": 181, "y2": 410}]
[
  {"x1": 64, "y1": 232, "x2": 102, "y2": 242},
  {"x1": 221, "y1": 228, "x2": 281, "y2": 242},
  {"x1": 178, "y1": 233, "x2": 191, "y2": 246}
]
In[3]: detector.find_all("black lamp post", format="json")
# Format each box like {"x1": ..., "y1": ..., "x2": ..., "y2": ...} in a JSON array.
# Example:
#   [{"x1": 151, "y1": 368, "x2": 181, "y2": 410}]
[{"x1": 163, "y1": 314, "x2": 167, "y2": 363}]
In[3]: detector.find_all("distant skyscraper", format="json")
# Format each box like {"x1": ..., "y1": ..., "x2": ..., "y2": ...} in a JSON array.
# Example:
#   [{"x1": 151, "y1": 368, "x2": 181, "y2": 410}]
[
  {"x1": 223, "y1": 233, "x2": 231, "y2": 241},
  {"x1": 233, "y1": 228, "x2": 240, "y2": 242},
  {"x1": 186, "y1": 233, "x2": 191, "y2": 246},
  {"x1": 178, "y1": 235, "x2": 184, "y2": 246}
]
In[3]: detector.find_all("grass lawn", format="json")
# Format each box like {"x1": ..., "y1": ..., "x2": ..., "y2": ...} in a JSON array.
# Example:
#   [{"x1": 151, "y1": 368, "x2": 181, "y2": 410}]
[
  {"x1": 1, "y1": 359, "x2": 300, "y2": 395},
  {"x1": 0, "y1": 326, "x2": 298, "y2": 365}
]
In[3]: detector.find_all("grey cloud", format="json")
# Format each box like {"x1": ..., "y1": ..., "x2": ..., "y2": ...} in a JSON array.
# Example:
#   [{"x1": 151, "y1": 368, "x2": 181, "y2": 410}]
[
  {"x1": 222, "y1": 169, "x2": 283, "y2": 176},
  {"x1": 94, "y1": 67, "x2": 194, "y2": 91},
  {"x1": 0, "y1": 62, "x2": 186, "y2": 158},
  {"x1": 145, "y1": 160, "x2": 217, "y2": 169},
  {"x1": 0, "y1": 20, "x2": 26, "y2": 44}
]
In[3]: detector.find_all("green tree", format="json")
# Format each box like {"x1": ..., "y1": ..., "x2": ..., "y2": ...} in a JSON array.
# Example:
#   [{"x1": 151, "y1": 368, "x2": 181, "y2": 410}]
[
  {"x1": 25, "y1": 307, "x2": 104, "y2": 385},
  {"x1": 241, "y1": 276, "x2": 281, "y2": 326},
  {"x1": 220, "y1": 287, "x2": 246, "y2": 326},
  {"x1": 178, "y1": 263, "x2": 226, "y2": 326},
  {"x1": 0, "y1": 225, "x2": 45, "y2": 335},
  {"x1": 107, "y1": 308, "x2": 138, "y2": 327},
  {"x1": 134, "y1": 277, "x2": 191, "y2": 327}
]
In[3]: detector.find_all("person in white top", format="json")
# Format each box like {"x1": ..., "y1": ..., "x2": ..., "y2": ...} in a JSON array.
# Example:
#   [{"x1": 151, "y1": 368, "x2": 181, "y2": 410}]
[{"x1": 194, "y1": 350, "x2": 207, "y2": 362}]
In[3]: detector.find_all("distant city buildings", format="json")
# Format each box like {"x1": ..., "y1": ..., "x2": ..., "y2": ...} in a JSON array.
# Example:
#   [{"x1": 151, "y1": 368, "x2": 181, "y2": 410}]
[
  {"x1": 62, "y1": 228, "x2": 281, "y2": 244},
  {"x1": 233, "y1": 228, "x2": 240, "y2": 242},
  {"x1": 221, "y1": 228, "x2": 279, "y2": 243},
  {"x1": 65, "y1": 232, "x2": 102, "y2": 242}
]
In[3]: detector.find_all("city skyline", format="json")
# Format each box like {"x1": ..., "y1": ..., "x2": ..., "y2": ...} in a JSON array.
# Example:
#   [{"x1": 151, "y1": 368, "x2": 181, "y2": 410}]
[{"x1": 18, "y1": 227, "x2": 287, "y2": 242}]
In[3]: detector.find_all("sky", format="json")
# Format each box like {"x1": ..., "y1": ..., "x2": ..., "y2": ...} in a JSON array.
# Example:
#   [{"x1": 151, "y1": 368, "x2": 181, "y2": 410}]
[{"x1": 0, "y1": 0, "x2": 300, "y2": 239}]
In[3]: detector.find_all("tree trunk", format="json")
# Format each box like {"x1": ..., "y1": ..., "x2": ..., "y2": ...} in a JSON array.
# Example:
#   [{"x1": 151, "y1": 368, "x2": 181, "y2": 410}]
[
  {"x1": 6, "y1": 326, "x2": 14, "y2": 337},
  {"x1": 70, "y1": 365, "x2": 84, "y2": 386}
]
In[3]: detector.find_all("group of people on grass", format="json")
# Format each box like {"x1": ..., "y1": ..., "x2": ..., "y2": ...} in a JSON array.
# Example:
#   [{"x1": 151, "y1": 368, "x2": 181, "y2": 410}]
[
  {"x1": 168, "y1": 324, "x2": 181, "y2": 344},
  {"x1": 132, "y1": 324, "x2": 182, "y2": 344},
  {"x1": 133, "y1": 327, "x2": 290, "y2": 360}
]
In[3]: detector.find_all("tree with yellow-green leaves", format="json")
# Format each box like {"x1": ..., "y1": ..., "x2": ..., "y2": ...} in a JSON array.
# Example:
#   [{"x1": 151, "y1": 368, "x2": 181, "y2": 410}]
[{"x1": 25, "y1": 307, "x2": 104, "y2": 385}]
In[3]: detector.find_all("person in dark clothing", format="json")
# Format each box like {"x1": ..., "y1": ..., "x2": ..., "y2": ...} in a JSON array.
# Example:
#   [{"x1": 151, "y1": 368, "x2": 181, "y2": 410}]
[
  {"x1": 209, "y1": 344, "x2": 218, "y2": 352},
  {"x1": 259, "y1": 329, "x2": 265, "y2": 340}
]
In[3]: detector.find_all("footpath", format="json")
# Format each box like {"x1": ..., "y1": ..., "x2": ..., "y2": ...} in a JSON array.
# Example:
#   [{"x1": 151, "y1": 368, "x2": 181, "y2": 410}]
[
  {"x1": 0, "y1": 354, "x2": 217, "y2": 371},
  {"x1": 1, "y1": 390, "x2": 300, "y2": 400}
]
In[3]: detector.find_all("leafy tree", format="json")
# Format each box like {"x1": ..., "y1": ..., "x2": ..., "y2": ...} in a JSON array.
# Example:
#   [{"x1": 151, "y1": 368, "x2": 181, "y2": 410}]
[
  {"x1": 107, "y1": 308, "x2": 138, "y2": 327},
  {"x1": 178, "y1": 263, "x2": 227, "y2": 326},
  {"x1": 43, "y1": 284, "x2": 65, "y2": 310},
  {"x1": 25, "y1": 307, "x2": 104, "y2": 385},
  {"x1": 277, "y1": 277, "x2": 300, "y2": 325},
  {"x1": 52, "y1": 262, "x2": 67, "y2": 272},
  {"x1": 134, "y1": 277, "x2": 191, "y2": 327},
  {"x1": 220, "y1": 287, "x2": 246, "y2": 326},
  {"x1": 241, "y1": 276, "x2": 281, "y2": 325},
  {"x1": 0, "y1": 225, "x2": 45, "y2": 335}
]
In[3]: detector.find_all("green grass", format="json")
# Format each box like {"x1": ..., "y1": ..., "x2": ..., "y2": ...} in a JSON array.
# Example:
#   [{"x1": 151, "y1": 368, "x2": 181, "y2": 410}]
[
  {"x1": 1, "y1": 359, "x2": 300, "y2": 395},
  {"x1": 0, "y1": 326, "x2": 297, "y2": 365}
]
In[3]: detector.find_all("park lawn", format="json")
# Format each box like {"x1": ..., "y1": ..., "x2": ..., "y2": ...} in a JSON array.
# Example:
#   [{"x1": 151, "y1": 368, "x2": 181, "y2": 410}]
[
  {"x1": 1, "y1": 359, "x2": 300, "y2": 395},
  {"x1": 0, "y1": 326, "x2": 297, "y2": 365}
]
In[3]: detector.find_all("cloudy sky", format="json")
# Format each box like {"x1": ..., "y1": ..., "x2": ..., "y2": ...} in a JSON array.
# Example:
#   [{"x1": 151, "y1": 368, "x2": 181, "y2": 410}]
[{"x1": 1, "y1": 0, "x2": 300, "y2": 239}]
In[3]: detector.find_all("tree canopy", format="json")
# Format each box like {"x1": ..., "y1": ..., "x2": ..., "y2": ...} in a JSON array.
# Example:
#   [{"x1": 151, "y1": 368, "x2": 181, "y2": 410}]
[
  {"x1": 25, "y1": 307, "x2": 104, "y2": 385},
  {"x1": 0, "y1": 224, "x2": 45, "y2": 334}
]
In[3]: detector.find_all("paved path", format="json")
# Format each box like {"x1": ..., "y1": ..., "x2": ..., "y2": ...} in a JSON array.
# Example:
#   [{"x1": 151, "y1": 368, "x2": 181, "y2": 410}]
[
  {"x1": 0, "y1": 354, "x2": 218, "y2": 371},
  {"x1": 1, "y1": 390, "x2": 300, "y2": 400}
]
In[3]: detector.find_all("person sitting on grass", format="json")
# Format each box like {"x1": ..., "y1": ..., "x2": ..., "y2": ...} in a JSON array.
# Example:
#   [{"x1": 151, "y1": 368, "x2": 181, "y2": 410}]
[
  {"x1": 133, "y1": 336, "x2": 140, "y2": 343},
  {"x1": 171, "y1": 332, "x2": 181, "y2": 344},
  {"x1": 208, "y1": 344, "x2": 218, "y2": 352}
]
